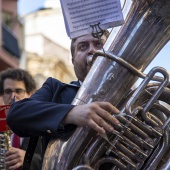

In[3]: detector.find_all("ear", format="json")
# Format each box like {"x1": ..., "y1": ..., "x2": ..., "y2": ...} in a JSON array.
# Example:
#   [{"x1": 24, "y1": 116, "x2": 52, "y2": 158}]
[{"x1": 27, "y1": 92, "x2": 33, "y2": 98}]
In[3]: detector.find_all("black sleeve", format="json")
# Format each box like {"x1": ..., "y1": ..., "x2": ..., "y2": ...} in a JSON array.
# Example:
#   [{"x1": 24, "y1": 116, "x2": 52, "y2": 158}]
[{"x1": 7, "y1": 78, "x2": 76, "y2": 139}]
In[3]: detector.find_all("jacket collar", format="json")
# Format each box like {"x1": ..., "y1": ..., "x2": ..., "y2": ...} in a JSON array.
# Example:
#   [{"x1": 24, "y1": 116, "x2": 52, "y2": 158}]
[{"x1": 69, "y1": 80, "x2": 81, "y2": 87}]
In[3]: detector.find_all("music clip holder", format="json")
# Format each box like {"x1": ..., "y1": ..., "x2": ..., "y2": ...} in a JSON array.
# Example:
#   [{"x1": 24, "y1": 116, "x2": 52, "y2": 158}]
[{"x1": 90, "y1": 22, "x2": 104, "y2": 39}]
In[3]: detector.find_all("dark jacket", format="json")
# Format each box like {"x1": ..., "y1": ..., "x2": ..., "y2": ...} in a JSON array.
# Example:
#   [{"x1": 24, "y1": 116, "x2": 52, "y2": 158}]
[{"x1": 7, "y1": 77, "x2": 80, "y2": 157}]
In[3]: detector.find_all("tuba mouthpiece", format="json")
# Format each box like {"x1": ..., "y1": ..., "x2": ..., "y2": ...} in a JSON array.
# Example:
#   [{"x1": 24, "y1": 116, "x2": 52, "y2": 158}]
[{"x1": 86, "y1": 55, "x2": 94, "y2": 66}]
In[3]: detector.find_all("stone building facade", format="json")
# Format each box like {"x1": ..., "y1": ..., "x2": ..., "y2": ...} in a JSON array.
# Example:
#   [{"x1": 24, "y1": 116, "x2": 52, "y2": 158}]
[
  {"x1": 0, "y1": 0, "x2": 21, "y2": 104},
  {"x1": 21, "y1": 1, "x2": 76, "y2": 88}
]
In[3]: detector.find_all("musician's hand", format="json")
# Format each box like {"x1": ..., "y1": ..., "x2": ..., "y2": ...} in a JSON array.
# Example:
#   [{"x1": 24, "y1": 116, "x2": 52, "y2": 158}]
[
  {"x1": 5, "y1": 147, "x2": 25, "y2": 170},
  {"x1": 62, "y1": 102, "x2": 120, "y2": 134}
]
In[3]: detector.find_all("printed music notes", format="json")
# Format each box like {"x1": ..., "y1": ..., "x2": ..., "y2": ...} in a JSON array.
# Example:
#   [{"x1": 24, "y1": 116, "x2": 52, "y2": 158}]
[{"x1": 60, "y1": 0, "x2": 124, "y2": 38}]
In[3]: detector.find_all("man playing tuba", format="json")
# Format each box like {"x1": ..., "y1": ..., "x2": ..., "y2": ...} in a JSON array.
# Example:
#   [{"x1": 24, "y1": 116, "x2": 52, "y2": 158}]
[{"x1": 6, "y1": 31, "x2": 120, "y2": 169}]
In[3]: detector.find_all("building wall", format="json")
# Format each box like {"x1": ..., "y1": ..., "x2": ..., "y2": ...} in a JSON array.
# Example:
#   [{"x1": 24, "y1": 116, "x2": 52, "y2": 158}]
[
  {"x1": 2, "y1": 0, "x2": 17, "y2": 15},
  {"x1": 25, "y1": 33, "x2": 69, "y2": 59},
  {"x1": 0, "y1": 0, "x2": 20, "y2": 70},
  {"x1": 0, "y1": 0, "x2": 21, "y2": 104},
  {"x1": 2, "y1": 0, "x2": 20, "y2": 38},
  {"x1": 24, "y1": 8, "x2": 71, "y2": 50},
  {"x1": 23, "y1": 6, "x2": 76, "y2": 86},
  {"x1": 27, "y1": 53, "x2": 75, "y2": 89}
]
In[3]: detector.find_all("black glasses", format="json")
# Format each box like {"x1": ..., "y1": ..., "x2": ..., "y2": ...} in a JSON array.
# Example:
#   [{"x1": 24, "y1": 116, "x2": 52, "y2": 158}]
[{"x1": 3, "y1": 89, "x2": 26, "y2": 97}]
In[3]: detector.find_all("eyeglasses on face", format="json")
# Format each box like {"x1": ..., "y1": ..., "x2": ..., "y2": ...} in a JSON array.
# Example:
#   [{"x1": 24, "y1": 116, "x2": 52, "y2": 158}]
[{"x1": 3, "y1": 89, "x2": 26, "y2": 97}]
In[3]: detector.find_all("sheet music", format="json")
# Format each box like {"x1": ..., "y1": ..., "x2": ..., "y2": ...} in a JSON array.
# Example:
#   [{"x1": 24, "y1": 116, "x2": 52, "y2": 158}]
[{"x1": 60, "y1": 0, "x2": 124, "y2": 38}]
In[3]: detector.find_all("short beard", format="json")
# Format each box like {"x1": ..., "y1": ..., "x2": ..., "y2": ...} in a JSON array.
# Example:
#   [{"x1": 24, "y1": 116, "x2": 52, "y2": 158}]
[
  {"x1": 74, "y1": 66, "x2": 87, "y2": 82},
  {"x1": 74, "y1": 62, "x2": 90, "y2": 82}
]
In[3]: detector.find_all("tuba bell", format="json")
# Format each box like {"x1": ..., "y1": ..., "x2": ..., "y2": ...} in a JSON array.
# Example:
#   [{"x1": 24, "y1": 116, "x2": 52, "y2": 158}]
[{"x1": 42, "y1": 0, "x2": 170, "y2": 169}]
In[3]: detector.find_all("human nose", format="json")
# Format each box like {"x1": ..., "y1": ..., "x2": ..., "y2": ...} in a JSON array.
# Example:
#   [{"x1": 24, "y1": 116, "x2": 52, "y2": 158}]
[
  {"x1": 88, "y1": 44, "x2": 96, "y2": 54},
  {"x1": 8, "y1": 93, "x2": 16, "y2": 104},
  {"x1": 10, "y1": 92, "x2": 16, "y2": 98}
]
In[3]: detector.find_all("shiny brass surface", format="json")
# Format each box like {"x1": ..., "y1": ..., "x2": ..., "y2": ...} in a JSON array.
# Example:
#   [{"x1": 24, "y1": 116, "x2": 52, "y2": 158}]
[{"x1": 42, "y1": 0, "x2": 170, "y2": 169}]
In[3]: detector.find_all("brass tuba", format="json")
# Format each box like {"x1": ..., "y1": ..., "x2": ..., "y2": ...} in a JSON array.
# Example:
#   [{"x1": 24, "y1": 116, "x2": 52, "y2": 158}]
[{"x1": 42, "y1": 0, "x2": 170, "y2": 169}]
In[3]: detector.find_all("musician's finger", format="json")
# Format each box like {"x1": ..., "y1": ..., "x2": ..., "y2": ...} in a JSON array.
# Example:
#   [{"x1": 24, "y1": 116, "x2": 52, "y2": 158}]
[
  {"x1": 88, "y1": 119, "x2": 106, "y2": 134},
  {"x1": 97, "y1": 102, "x2": 119, "y2": 115},
  {"x1": 5, "y1": 159, "x2": 16, "y2": 167},
  {"x1": 90, "y1": 112, "x2": 114, "y2": 132},
  {"x1": 95, "y1": 107, "x2": 120, "y2": 126}
]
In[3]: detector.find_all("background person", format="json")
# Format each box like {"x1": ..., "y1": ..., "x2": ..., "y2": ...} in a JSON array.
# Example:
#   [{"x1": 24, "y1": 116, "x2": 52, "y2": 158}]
[{"x1": 0, "y1": 68, "x2": 42, "y2": 170}]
